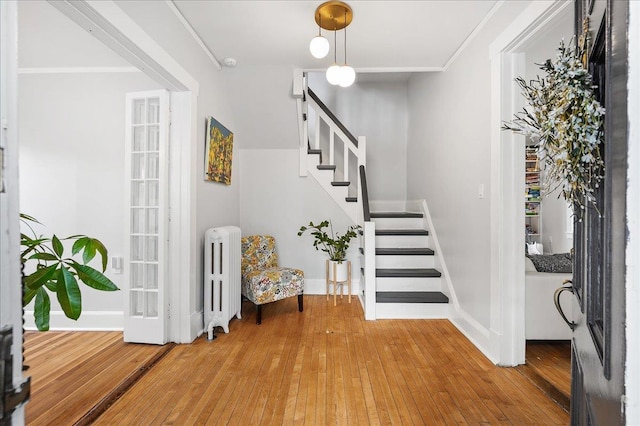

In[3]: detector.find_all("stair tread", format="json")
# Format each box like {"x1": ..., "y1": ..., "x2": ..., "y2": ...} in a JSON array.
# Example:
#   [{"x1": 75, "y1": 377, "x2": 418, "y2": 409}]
[
  {"x1": 376, "y1": 268, "x2": 441, "y2": 278},
  {"x1": 376, "y1": 247, "x2": 434, "y2": 256},
  {"x1": 345, "y1": 197, "x2": 357, "y2": 202},
  {"x1": 375, "y1": 229, "x2": 429, "y2": 236},
  {"x1": 376, "y1": 291, "x2": 449, "y2": 304},
  {"x1": 331, "y1": 181, "x2": 350, "y2": 186},
  {"x1": 307, "y1": 149, "x2": 322, "y2": 155},
  {"x1": 317, "y1": 165, "x2": 336, "y2": 170},
  {"x1": 370, "y1": 212, "x2": 423, "y2": 218}
]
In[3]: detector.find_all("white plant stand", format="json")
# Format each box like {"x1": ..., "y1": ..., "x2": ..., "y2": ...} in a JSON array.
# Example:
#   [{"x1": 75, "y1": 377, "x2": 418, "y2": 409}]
[{"x1": 326, "y1": 260, "x2": 352, "y2": 306}]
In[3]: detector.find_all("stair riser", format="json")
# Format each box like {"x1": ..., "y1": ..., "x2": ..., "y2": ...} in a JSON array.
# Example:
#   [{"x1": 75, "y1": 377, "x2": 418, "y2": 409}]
[
  {"x1": 307, "y1": 153, "x2": 320, "y2": 169},
  {"x1": 376, "y1": 277, "x2": 441, "y2": 292},
  {"x1": 375, "y1": 303, "x2": 450, "y2": 319},
  {"x1": 375, "y1": 235, "x2": 429, "y2": 247},
  {"x1": 372, "y1": 217, "x2": 423, "y2": 229},
  {"x1": 375, "y1": 255, "x2": 435, "y2": 268}
]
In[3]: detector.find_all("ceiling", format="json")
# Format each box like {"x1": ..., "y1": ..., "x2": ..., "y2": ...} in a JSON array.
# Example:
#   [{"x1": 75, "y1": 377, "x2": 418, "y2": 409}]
[
  {"x1": 171, "y1": 0, "x2": 500, "y2": 71},
  {"x1": 19, "y1": 0, "x2": 501, "y2": 78}
]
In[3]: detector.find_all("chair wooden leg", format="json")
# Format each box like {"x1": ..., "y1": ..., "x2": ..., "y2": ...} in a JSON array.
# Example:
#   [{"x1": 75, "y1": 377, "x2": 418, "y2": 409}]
[
  {"x1": 298, "y1": 294, "x2": 304, "y2": 312},
  {"x1": 256, "y1": 304, "x2": 262, "y2": 325}
]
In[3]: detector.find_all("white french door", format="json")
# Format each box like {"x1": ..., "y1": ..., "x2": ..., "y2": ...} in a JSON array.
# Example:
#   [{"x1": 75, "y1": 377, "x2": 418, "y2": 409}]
[{"x1": 124, "y1": 90, "x2": 169, "y2": 344}]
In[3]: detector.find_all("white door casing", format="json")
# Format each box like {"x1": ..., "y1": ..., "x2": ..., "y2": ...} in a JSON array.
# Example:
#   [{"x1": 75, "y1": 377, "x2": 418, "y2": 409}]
[{"x1": 489, "y1": 0, "x2": 572, "y2": 365}]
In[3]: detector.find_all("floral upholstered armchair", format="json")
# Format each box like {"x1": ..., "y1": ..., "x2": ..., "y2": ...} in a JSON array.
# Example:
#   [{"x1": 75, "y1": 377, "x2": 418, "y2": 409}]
[{"x1": 241, "y1": 235, "x2": 304, "y2": 324}]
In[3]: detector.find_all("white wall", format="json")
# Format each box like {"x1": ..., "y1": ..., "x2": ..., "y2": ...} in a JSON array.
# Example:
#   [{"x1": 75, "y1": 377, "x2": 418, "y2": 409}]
[
  {"x1": 522, "y1": 9, "x2": 573, "y2": 254},
  {"x1": 19, "y1": 72, "x2": 161, "y2": 329},
  {"x1": 334, "y1": 81, "x2": 408, "y2": 202},
  {"x1": 239, "y1": 149, "x2": 359, "y2": 286},
  {"x1": 223, "y1": 65, "x2": 301, "y2": 150},
  {"x1": 307, "y1": 72, "x2": 409, "y2": 202},
  {"x1": 406, "y1": 1, "x2": 530, "y2": 329}
]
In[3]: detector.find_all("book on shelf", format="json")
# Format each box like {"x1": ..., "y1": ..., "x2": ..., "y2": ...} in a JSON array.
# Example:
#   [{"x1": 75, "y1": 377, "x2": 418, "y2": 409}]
[
  {"x1": 526, "y1": 187, "x2": 541, "y2": 199},
  {"x1": 525, "y1": 202, "x2": 540, "y2": 215}
]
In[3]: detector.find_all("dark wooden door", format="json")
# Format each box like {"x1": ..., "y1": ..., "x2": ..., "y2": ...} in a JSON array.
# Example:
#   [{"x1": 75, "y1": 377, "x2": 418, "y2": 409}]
[{"x1": 570, "y1": 0, "x2": 628, "y2": 424}]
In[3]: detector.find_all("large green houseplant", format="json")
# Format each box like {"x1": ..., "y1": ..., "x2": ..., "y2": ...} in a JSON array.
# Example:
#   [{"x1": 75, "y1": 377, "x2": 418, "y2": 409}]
[{"x1": 20, "y1": 214, "x2": 120, "y2": 331}]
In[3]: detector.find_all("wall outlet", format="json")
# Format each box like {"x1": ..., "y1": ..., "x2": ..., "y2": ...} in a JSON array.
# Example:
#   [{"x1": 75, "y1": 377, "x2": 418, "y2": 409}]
[{"x1": 111, "y1": 256, "x2": 123, "y2": 274}]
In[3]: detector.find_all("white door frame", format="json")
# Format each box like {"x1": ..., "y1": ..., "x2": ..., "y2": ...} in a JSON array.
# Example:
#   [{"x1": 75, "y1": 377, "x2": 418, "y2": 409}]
[
  {"x1": 49, "y1": 0, "x2": 200, "y2": 343},
  {"x1": 489, "y1": 0, "x2": 572, "y2": 366}
]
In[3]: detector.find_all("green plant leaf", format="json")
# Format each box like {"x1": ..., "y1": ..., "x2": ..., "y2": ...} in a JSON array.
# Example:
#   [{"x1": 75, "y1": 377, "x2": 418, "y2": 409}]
[
  {"x1": 72, "y1": 237, "x2": 89, "y2": 256},
  {"x1": 20, "y1": 213, "x2": 40, "y2": 223},
  {"x1": 28, "y1": 252, "x2": 58, "y2": 261},
  {"x1": 56, "y1": 266, "x2": 82, "y2": 320},
  {"x1": 24, "y1": 264, "x2": 59, "y2": 290},
  {"x1": 44, "y1": 280, "x2": 57, "y2": 292},
  {"x1": 34, "y1": 288, "x2": 51, "y2": 331},
  {"x1": 52, "y1": 235, "x2": 64, "y2": 257},
  {"x1": 83, "y1": 240, "x2": 98, "y2": 265},
  {"x1": 24, "y1": 285, "x2": 38, "y2": 305},
  {"x1": 71, "y1": 263, "x2": 119, "y2": 291},
  {"x1": 92, "y1": 239, "x2": 108, "y2": 271}
]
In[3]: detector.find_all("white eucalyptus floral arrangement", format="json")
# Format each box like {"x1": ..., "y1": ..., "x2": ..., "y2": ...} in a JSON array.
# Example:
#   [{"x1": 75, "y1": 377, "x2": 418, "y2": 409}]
[{"x1": 502, "y1": 40, "x2": 605, "y2": 215}]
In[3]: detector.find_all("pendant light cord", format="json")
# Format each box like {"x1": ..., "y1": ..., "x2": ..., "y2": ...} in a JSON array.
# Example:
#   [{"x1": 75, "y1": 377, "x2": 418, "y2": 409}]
[
  {"x1": 343, "y1": 11, "x2": 348, "y2": 65},
  {"x1": 334, "y1": 27, "x2": 337, "y2": 63}
]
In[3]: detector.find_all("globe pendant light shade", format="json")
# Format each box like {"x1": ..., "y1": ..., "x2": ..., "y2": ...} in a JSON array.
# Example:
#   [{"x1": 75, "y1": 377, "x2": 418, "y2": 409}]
[
  {"x1": 326, "y1": 64, "x2": 342, "y2": 85},
  {"x1": 338, "y1": 65, "x2": 356, "y2": 87},
  {"x1": 309, "y1": 35, "x2": 330, "y2": 59}
]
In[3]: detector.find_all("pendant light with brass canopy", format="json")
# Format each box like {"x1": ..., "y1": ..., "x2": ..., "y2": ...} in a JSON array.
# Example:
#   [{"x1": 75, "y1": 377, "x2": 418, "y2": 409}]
[{"x1": 310, "y1": 1, "x2": 355, "y2": 87}]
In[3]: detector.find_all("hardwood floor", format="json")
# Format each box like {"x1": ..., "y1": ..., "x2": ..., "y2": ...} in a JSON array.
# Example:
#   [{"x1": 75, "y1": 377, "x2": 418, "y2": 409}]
[
  {"x1": 24, "y1": 297, "x2": 569, "y2": 425},
  {"x1": 518, "y1": 341, "x2": 572, "y2": 411},
  {"x1": 24, "y1": 330, "x2": 172, "y2": 425}
]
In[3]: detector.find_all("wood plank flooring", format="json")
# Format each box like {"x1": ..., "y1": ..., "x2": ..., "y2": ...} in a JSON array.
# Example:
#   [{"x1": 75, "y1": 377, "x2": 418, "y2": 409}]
[
  {"x1": 22, "y1": 298, "x2": 570, "y2": 425},
  {"x1": 517, "y1": 341, "x2": 572, "y2": 411},
  {"x1": 24, "y1": 331, "x2": 171, "y2": 425},
  {"x1": 526, "y1": 341, "x2": 571, "y2": 397},
  {"x1": 84, "y1": 296, "x2": 568, "y2": 425}
]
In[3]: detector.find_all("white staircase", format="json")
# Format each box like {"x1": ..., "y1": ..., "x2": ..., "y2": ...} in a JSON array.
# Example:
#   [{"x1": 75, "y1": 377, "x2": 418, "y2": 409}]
[{"x1": 293, "y1": 70, "x2": 450, "y2": 320}]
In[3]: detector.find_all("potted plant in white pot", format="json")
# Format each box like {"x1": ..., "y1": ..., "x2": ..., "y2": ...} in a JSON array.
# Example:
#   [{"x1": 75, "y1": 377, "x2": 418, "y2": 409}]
[{"x1": 298, "y1": 220, "x2": 360, "y2": 282}]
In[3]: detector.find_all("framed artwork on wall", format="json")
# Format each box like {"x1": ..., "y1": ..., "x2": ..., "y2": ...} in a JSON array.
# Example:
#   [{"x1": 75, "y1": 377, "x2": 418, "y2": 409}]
[{"x1": 205, "y1": 117, "x2": 233, "y2": 185}]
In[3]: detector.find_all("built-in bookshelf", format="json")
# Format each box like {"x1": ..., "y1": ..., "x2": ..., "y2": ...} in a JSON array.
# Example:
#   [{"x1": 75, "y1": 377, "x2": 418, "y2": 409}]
[{"x1": 525, "y1": 146, "x2": 541, "y2": 241}]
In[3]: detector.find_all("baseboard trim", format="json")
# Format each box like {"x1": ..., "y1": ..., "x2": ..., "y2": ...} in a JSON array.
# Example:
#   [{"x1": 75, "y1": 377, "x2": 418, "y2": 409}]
[
  {"x1": 450, "y1": 311, "x2": 497, "y2": 364},
  {"x1": 24, "y1": 310, "x2": 123, "y2": 331}
]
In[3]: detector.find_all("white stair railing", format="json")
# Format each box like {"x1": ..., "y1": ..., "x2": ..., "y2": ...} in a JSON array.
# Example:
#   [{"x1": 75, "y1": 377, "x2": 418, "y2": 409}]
[{"x1": 293, "y1": 71, "x2": 366, "y2": 223}]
